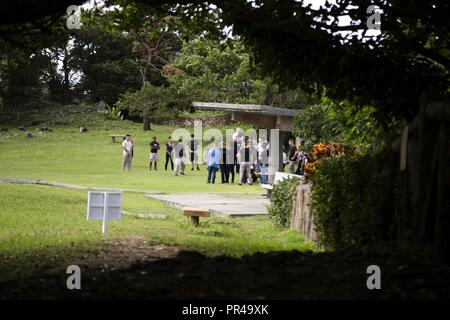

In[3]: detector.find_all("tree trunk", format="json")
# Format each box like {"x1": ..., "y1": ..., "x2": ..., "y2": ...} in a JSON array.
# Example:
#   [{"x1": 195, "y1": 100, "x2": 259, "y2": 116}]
[
  {"x1": 143, "y1": 118, "x2": 151, "y2": 131},
  {"x1": 264, "y1": 84, "x2": 273, "y2": 105},
  {"x1": 61, "y1": 48, "x2": 71, "y2": 105}
]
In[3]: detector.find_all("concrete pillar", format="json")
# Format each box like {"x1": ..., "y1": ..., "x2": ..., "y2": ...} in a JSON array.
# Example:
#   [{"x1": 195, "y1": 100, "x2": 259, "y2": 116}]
[{"x1": 268, "y1": 129, "x2": 284, "y2": 183}]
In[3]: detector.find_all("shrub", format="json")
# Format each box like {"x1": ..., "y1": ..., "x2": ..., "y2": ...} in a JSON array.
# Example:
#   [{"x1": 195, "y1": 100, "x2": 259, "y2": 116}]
[
  {"x1": 268, "y1": 177, "x2": 301, "y2": 228},
  {"x1": 293, "y1": 101, "x2": 404, "y2": 153},
  {"x1": 101, "y1": 106, "x2": 123, "y2": 120},
  {"x1": 116, "y1": 84, "x2": 189, "y2": 126},
  {"x1": 293, "y1": 103, "x2": 342, "y2": 151},
  {"x1": 311, "y1": 149, "x2": 398, "y2": 249}
]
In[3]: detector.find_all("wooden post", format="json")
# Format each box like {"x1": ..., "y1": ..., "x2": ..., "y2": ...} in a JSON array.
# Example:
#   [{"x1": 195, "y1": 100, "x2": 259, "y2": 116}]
[
  {"x1": 408, "y1": 94, "x2": 450, "y2": 263},
  {"x1": 183, "y1": 207, "x2": 209, "y2": 227},
  {"x1": 290, "y1": 183, "x2": 319, "y2": 245}
]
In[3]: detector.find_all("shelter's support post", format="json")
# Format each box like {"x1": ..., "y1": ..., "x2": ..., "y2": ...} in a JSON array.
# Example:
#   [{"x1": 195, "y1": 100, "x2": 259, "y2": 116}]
[{"x1": 268, "y1": 129, "x2": 284, "y2": 183}]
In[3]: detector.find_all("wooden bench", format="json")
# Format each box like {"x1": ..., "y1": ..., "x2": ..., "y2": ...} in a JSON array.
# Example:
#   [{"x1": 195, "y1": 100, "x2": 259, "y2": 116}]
[
  {"x1": 109, "y1": 134, "x2": 126, "y2": 143},
  {"x1": 261, "y1": 172, "x2": 303, "y2": 197},
  {"x1": 183, "y1": 207, "x2": 210, "y2": 227}
]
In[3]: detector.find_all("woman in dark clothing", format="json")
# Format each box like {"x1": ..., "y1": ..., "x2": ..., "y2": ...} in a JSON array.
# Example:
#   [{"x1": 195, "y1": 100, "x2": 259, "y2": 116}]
[
  {"x1": 189, "y1": 133, "x2": 200, "y2": 171},
  {"x1": 165, "y1": 136, "x2": 174, "y2": 171},
  {"x1": 220, "y1": 141, "x2": 230, "y2": 183},
  {"x1": 233, "y1": 139, "x2": 240, "y2": 174},
  {"x1": 228, "y1": 149, "x2": 236, "y2": 184}
]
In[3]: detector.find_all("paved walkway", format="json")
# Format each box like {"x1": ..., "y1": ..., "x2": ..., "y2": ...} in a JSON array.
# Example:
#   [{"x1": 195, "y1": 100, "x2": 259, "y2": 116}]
[{"x1": 145, "y1": 193, "x2": 269, "y2": 217}]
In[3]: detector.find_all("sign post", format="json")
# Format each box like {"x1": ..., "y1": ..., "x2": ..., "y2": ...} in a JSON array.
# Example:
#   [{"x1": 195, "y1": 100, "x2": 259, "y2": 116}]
[{"x1": 87, "y1": 192, "x2": 122, "y2": 233}]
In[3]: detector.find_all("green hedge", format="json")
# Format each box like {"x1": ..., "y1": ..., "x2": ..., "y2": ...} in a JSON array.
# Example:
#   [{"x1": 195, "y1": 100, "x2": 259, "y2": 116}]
[
  {"x1": 268, "y1": 177, "x2": 301, "y2": 228},
  {"x1": 311, "y1": 150, "x2": 398, "y2": 249}
]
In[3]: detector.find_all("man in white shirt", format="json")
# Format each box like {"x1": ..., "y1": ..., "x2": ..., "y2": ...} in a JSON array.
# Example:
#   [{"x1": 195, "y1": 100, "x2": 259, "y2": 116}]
[
  {"x1": 122, "y1": 134, "x2": 133, "y2": 171},
  {"x1": 232, "y1": 128, "x2": 244, "y2": 144},
  {"x1": 174, "y1": 137, "x2": 186, "y2": 176}
]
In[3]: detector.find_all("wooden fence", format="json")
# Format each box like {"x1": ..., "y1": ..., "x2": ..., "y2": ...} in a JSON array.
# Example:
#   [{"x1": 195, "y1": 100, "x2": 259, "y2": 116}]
[
  {"x1": 395, "y1": 94, "x2": 450, "y2": 263},
  {"x1": 290, "y1": 182, "x2": 320, "y2": 245}
]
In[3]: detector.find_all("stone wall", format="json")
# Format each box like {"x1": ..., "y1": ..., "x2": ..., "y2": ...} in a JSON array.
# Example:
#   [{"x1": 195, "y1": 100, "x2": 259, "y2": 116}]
[{"x1": 290, "y1": 183, "x2": 320, "y2": 245}]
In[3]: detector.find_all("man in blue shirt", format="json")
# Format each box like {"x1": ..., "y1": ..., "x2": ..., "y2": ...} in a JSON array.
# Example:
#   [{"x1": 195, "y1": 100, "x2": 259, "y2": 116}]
[{"x1": 206, "y1": 142, "x2": 222, "y2": 184}]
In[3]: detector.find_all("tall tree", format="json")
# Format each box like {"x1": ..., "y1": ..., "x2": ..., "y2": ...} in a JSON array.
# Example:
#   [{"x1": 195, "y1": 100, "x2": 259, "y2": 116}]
[
  {"x1": 213, "y1": 0, "x2": 449, "y2": 123},
  {"x1": 69, "y1": 25, "x2": 141, "y2": 105}
]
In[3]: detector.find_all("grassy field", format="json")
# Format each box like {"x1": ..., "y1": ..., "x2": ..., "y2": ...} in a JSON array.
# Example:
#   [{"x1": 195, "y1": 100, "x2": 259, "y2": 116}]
[
  {"x1": 0, "y1": 107, "x2": 258, "y2": 193},
  {"x1": 0, "y1": 105, "x2": 315, "y2": 282},
  {"x1": 0, "y1": 183, "x2": 314, "y2": 280}
]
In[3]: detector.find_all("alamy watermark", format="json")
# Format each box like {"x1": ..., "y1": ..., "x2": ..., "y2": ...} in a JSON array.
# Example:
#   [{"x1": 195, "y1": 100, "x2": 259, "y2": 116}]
[
  {"x1": 66, "y1": 5, "x2": 81, "y2": 30},
  {"x1": 168, "y1": 121, "x2": 281, "y2": 168},
  {"x1": 66, "y1": 264, "x2": 81, "y2": 290},
  {"x1": 366, "y1": 5, "x2": 382, "y2": 31},
  {"x1": 64, "y1": 262, "x2": 381, "y2": 291},
  {"x1": 366, "y1": 264, "x2": 381, "y2": 289}
]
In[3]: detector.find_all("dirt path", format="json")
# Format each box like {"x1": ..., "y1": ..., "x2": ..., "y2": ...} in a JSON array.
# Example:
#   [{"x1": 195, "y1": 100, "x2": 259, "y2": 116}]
[{"x1": 62, "y1": 236, "x2": 180, "y2": 274}]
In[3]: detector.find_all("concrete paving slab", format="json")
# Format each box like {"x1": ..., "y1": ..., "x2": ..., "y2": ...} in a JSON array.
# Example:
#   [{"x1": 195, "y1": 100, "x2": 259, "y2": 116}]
[{"x1": 145, "y1": 193, "x2": 269, "y2": 217}]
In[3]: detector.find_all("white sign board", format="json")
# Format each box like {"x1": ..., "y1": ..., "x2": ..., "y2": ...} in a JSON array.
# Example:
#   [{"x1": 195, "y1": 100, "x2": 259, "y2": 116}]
[{"x1": 87, "y1": 192, "x2": 122, "y2": 233}]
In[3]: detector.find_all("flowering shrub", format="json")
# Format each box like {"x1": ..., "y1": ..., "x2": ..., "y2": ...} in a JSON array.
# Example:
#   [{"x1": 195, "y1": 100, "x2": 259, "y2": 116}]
[{"x1": 303, "y1": 143, "x2": 355, "y2": 180}]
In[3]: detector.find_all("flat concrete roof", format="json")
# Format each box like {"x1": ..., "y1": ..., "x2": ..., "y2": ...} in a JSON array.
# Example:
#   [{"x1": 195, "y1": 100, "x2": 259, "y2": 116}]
[{"x1": 192, "y1": 102, "x2": 297, "y2": 117}]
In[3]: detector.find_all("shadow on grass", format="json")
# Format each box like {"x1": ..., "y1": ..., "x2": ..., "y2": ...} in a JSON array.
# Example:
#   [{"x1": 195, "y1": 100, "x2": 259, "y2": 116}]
[{"x1": 2, "y1": 248, "x2": 450, "y2": 300}]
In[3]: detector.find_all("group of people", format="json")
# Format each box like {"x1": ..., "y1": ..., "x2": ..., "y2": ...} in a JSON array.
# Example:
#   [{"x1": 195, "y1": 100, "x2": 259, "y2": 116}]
[
  {"x1": 121, "y1": 128, "x2": 306, "y2": 185},
  {"x1": 287, "y1": 138, "x2": 308, "y2": 175},
  {"x1": 203, "y1": 136, "x2": 270, "y2": 185},
  {"x1": 121, "y1": 134, "x2": 199, "y2": 175}
]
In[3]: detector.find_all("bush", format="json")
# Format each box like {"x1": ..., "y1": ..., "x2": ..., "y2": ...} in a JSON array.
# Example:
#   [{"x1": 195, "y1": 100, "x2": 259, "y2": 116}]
[
  {"x1": 311, "y1": 149, "x2": 398, "y2": 249},
  {"x1": 293, "y1": 103, "x2": 342, "y2": 151},
  {"x1": 101, "y1": 106, "x2": 123, "y2": 120},
  {"x1": 293, "y1": 101, "x2": 404, "y2": 153},
  {"x1": 268, "y1": 177, "x2": 301, "y2": 228},
  {"x1": 116, "y1": 84, "x2": 189, "y2": 124}
]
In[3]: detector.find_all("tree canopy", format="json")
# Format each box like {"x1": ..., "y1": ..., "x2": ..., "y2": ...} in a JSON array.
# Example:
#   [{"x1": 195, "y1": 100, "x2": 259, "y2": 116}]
[{"x1": 0, "y1": 0, "x2": 448, "y2": 123}]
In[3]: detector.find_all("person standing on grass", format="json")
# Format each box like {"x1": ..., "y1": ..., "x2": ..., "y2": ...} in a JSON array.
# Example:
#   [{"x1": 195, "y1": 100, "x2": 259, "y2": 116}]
[
  {"x1": 122, "y1": 134, "x2": 133, "y2": 171},
  {"x1": 295, "y1": 151, "x2": 308, "y2": 175},
  {"x1": 232, "y1": 127, "x2": 244, "y2": 144},
  {"x1": 165, "y1": 136, "x2": 174, "y2": 171},
  {"x1": 238, "y1": 139, "x2": 256, "y2": 185},
  {"x1": 227, "y1": 140, "x2": 236, "y2": 183},
  {"x1": 249, "y1": 139, "x2": 259, "y2": 183},
  {"x1": 288, "y1": 138, "x2": 297, "y2": 174},
  {"x1": 189, "y1": 133, "x2": 200, "y2": 171},
  {"x1": 174, "y1": 137, "x2": 186, "y2": 176},
  {"x1": 149, "y1": 136, "x2": 160, "y2": 171},
  {"x1": 220, "y1": 141, "x2": 230, "y2": 184},
  {"x1": 206, "y1": 141, "x2": 221, "y2": 184},
  {"x1": 233, "y1": 135, "x2": 241, "y2": 175},
  {"x1": 258, "y1": 140, "x2": 269, "y2": 184}
]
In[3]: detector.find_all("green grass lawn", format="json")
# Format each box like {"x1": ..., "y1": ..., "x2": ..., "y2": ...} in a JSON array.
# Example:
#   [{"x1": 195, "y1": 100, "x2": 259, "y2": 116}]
[
  {"x1": 0, "y1": 114, "x2": 258, "y2": 193},
  {"x1": 0, "y1": 106, "x2": 315, "y2": 281},
  {"x1": 0, "y1": 183, "x2": 315, "y2": 280}
]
